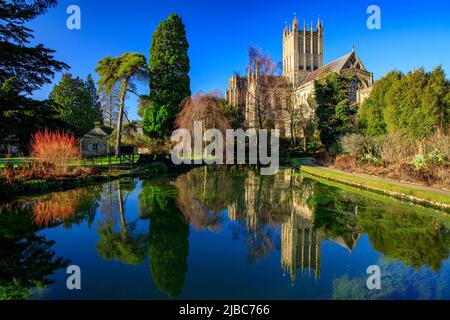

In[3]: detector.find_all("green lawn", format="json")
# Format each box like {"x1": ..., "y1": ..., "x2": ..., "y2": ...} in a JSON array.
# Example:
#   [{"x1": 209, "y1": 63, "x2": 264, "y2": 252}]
[{"x1": 0, "y1": 156, "x2": 134, "y2": 169}]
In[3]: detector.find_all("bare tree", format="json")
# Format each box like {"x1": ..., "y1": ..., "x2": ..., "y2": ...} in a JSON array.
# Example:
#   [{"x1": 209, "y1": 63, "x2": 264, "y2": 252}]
[
  {"x1": 176, "y1": 91, "x2": 231, "y2": 136},
  {"x1": 100, "y1": 83, "x2": 120, "y2": 130},
  {"x1": 246, "y1": 46, "x2": 287, "y2": 131}
]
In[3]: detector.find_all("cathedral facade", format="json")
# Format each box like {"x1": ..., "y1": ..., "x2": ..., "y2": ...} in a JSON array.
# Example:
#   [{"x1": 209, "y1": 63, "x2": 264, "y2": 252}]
[{"x1": 226, "y1": 17, "x2": 374, "y2": 139}]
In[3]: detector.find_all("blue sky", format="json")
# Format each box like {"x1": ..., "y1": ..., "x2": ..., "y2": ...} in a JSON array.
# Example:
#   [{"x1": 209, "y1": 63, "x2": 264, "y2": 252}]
[{"x1": 28, "y1": 0, "x2": 450, "y2": 120}]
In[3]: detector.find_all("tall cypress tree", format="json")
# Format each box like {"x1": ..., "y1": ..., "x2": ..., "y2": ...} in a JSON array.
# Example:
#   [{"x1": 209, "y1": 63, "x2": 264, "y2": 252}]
[{"x1": 143, "y1": 14, "x2": 191, "y2": 138}]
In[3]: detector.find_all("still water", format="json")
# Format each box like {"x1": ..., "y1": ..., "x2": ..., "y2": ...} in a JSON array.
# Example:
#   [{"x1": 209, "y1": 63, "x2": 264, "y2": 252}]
[{"x1": 1, "y1": 167, "x2": 449, "y2": 300}]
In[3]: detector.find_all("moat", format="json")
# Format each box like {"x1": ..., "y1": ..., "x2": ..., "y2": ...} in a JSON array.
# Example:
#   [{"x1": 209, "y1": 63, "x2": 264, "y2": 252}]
[{"x1": 1, "y1": 167, "x2": 449, "y2": 300}]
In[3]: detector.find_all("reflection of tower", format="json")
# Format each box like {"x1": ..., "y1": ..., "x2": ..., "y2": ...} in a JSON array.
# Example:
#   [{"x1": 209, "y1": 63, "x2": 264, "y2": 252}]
[
  {"x1": 227, "y1": 202, "x2": 238, "y2": 221},
  {"x1": 281, "y1": 205, "x2": 322, "y2": 283},
  {"x1": 244, "y1": 170, "x2": 259, "y2": 231}
]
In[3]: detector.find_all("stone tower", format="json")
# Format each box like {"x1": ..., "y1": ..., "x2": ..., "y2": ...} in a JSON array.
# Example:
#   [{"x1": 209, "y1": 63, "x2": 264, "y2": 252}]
[{"x1": 282, "y1": 16, "x2": 324, "y2": 86}]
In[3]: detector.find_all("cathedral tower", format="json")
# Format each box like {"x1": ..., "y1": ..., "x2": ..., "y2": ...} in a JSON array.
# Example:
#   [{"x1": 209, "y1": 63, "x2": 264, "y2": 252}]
[{"x1": 283, "y1": 16, "x2": 324, "y2": 86}]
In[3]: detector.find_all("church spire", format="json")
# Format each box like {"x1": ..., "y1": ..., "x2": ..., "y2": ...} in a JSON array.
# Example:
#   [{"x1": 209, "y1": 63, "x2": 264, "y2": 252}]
[{"x1": 292, "y1": 14, "x2": 298, "y2": 30}]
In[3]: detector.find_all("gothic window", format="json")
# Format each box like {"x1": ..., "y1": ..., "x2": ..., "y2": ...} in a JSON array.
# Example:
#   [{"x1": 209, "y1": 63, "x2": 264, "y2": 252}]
[
  {"x1": 347, "y1": 78, "x2": 361, "y2": 104},
  {"x1": 93, "y1": 143, "x2": 98, "y2": 151}
]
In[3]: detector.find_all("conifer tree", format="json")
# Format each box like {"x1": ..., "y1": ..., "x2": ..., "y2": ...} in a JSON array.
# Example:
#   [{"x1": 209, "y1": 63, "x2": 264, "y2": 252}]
[{"x1": 143, "y1": 14, "x2": 191, "y2": 137}]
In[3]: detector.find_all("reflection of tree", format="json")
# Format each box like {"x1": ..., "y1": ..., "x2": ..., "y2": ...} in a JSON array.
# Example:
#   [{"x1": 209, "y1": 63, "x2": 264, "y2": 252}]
[
  {"x1": 140, "y1": 181, "x2": 189, "y2": 298},
  {"x1": 174, "y1": 167, "x2": 236, "y2": 232},
  {"x1": 308, "y1": 178, "x2": 449, "y2": 271},
  {"x1": 32, "y1": 187, "x2": 100, "y2": 228},
  {"x1": 311, "y1": 184, "x2": 362, "y2": 251},
  {"x1": 0, "y1": 206, "x2": 69, "y2": 299},
  {"x1": 359, "y1": 206, "x2": 449, "y2": 272},
  {"x1": 97, "y1": 180, "x2": 147, "y2": 265},
  {"x1": 332, "y1": 260, "x2": 450, "y2": 300}
]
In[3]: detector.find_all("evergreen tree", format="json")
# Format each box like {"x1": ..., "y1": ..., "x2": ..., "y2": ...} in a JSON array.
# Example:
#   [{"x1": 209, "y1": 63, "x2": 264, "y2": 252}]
[
  {"x1": 0, "y1": 0, "x2": 69, "y2": 149},
  {"x1": 85, "y1": 74, "x2": 103, "y2": 126},
  {"x1": 357, "y1": 71, "x2": 402, "y2": 137},
  {"x1": 311, "y1": 73, "x2": 357, "y2": 153},
  {"x1": 359, "y1": 67, "x2": 449, "y2": 139},
  {"x1": 49, "y1": 73, "x2": 103, "y2": 137},
  {"x1": 143, "y1": 14, "x2": 191, "y2": 137},
  {"x1": 96, "y1": 53, "x2": 148, "y2": 156}
]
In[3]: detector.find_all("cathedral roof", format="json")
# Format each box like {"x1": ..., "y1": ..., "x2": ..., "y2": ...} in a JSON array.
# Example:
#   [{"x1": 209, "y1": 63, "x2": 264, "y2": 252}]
[
  {"x1": 258, "y1": 75, "x2": 290, "y2": 88},
  {"x1": 301, "y1": 52, "x2": 354, "y2": 84}
]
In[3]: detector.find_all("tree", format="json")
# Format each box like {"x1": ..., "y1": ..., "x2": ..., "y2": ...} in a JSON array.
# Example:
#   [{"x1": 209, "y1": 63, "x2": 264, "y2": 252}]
[
  {"x1": 359, "y1": 67, "x2": 450, "y2": 140},
  {"x1": 100, "y1": 83, "x2": 120, "y2": 130},
  {"x1": 85, "y1": 74, "x2": 103, "y2": 125},
  {"x1": 0, "y1": 0, "x2": 69, "y2": 149},
  {"x1": 49, "y1": 73, "x2": 103, "y2": 137},
  {"x1": 245, "y1": 46, "x2": 284, "y2": 130},
  {"x1": 96, "y1": 53, "x2": 148, "y2": 156},
  {"x1": 358, "y1": 71, "x2": 402, "y2": 137},
  {"x1": 142, "y1": 14, "x2": 191, "y2": 138},
  {"x1": 175, "y1": 92, "x2": 230, "y2": 137},
  {"x1": 311, "y1": 73, "x2": 357, "y2": 153}
]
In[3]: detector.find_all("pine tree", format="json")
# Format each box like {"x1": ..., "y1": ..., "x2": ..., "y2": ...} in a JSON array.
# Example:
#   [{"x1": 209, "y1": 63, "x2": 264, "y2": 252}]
[
  {"x1": 96, "y1": 53, "x2": 148, "y2": 156},
  {"x1": 143, "y1": 14, "x2": 191, "y2": 137},
  {"x1": 0, "y1": 0, "x2": 69, "y2": 149},
  {"x1": 85, "y1": 74, "x2": 103, "y2": 127},
  {"x1": 49, "y1": 73, "x2": 103, "y2": 137}
]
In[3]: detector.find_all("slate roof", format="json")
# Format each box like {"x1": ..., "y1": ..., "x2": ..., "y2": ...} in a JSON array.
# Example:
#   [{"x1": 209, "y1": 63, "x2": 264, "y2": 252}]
[
  {"x1": 83, "y1": 127, "x2": 109, "y2": 138},
  {"x1": 301, "y1": 52, "x2": 354, "y2": 84}
]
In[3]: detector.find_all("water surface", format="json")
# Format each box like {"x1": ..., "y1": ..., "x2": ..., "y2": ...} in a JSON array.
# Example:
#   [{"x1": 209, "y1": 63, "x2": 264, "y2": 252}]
[{"x1": 1, "y1": 167, "x2": 449, "y2": 300}]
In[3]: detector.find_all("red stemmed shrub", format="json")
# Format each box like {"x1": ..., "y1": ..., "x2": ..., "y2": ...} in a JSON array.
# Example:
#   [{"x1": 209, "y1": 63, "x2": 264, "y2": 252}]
[{"x1": 30, "y1": 129, "x2": 80, "y2": 174}]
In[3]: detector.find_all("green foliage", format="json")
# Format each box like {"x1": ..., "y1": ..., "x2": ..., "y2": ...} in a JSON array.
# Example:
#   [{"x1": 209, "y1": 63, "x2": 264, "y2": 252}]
[
  {"x1": 143, "y1": 14, "x2": 191, "y2": 138},
  {"x1": 49, "y1": 73, "x2": 103, "y2": 137},
  {"x1": 410, "y1": 154, "x2": 427, "y2": 171},
  {"x1": 359, "y1": 67, "x2": 450, "y2": 139},
  {"x1": 96, "y1": 52, "x2": 149, "y2": 155},
  {"x1": 140, "y1": 182, "x2": 189, "y2": 297},
  {"x1": 358, "y1": 71, "x2": 401, "y2": 137},
  {"x1": 340, "y1": 133, "x2": 371, "y2": 157},
  {"x1": 311, "y1": 73, "x2": 357, "y2": 152},
  {"x1": 359, "y1": 153, "x2": 382, "y2": 166},
  {"x1": 0, "y1": 0, "x2": 69, "y2": 149},
  {"x1": 0, "y1": 206, "x2": 69, "y2": 300}
]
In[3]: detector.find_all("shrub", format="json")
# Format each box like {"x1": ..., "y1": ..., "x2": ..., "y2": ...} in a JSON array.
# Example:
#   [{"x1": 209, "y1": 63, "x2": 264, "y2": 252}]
[
  {"x1": 30, "y1": 129, "x2": 80, "y2": 174},
  {"x1": 410, "y1": 154, "x2": 427, "y2": 171},
  {"x1": 377, "y1": 132, "x2": 418, "y2": 165},
  {"x1": 335, "y1": 155, "x2": 358, "y2": 170},
  {"x1": 427, "y1": 148, "x2": 446, "y2": 166},
  {"x1": 360, "y1": 153, "x2": 383, "y2": 166},
  {"x1": 340, "y1": 134, "x2": 371, "y2": 157},
  {"x1": 423, "y1": 132, "x2": 449, "y2": 161}
]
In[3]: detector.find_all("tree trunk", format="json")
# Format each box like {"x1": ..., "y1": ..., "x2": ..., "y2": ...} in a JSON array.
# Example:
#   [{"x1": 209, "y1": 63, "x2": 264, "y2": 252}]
[{"x1": 115, "y1": 80, "x2": 128, "y2": 157}]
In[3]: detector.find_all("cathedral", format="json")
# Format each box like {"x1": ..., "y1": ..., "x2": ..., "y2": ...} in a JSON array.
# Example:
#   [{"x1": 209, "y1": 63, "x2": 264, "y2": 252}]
[{"x1": 226, "y1": 16, "x2": 374, "y2": 139}]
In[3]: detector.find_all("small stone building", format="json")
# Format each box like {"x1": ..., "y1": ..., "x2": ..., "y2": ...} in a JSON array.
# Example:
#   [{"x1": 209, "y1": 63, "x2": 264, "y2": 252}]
[{"x1": 80, "y1": 126, "x2": 109, "y2": 158}]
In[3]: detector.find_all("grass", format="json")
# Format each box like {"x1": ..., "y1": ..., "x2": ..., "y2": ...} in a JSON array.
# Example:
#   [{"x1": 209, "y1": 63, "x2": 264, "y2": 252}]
[
  {"x1": 0, "y1": 156, "x2": 135, "y2": 169},
  {"x1": 293, "y1": 158, "x2": 450, "y2": 209}
]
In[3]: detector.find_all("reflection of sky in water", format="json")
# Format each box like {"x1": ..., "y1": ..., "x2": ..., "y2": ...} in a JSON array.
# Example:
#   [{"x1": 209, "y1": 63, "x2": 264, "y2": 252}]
[{"x1": 1, "y1": 168, "x2": 448, "y2": 300}]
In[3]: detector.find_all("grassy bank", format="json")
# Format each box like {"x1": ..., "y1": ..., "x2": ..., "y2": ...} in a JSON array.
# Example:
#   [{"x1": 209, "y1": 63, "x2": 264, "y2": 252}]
[
  {"x1": 0, "y1": 168, "x2": 138, "y2": 201},
  {"x1": 293, "y1": 158, "x2": 450, "y2": 211}
]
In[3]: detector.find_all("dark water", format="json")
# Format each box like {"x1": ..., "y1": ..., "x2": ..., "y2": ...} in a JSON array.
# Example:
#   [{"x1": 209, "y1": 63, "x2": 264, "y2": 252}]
[{"x1": 0, "y1": 167, "x2": 449, "y2": 300}]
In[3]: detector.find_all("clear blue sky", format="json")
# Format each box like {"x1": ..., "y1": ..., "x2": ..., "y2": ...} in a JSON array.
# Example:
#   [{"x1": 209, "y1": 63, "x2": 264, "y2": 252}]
[{"x1": 28, "y1": 0, "x2": 450, "y2": 120}]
